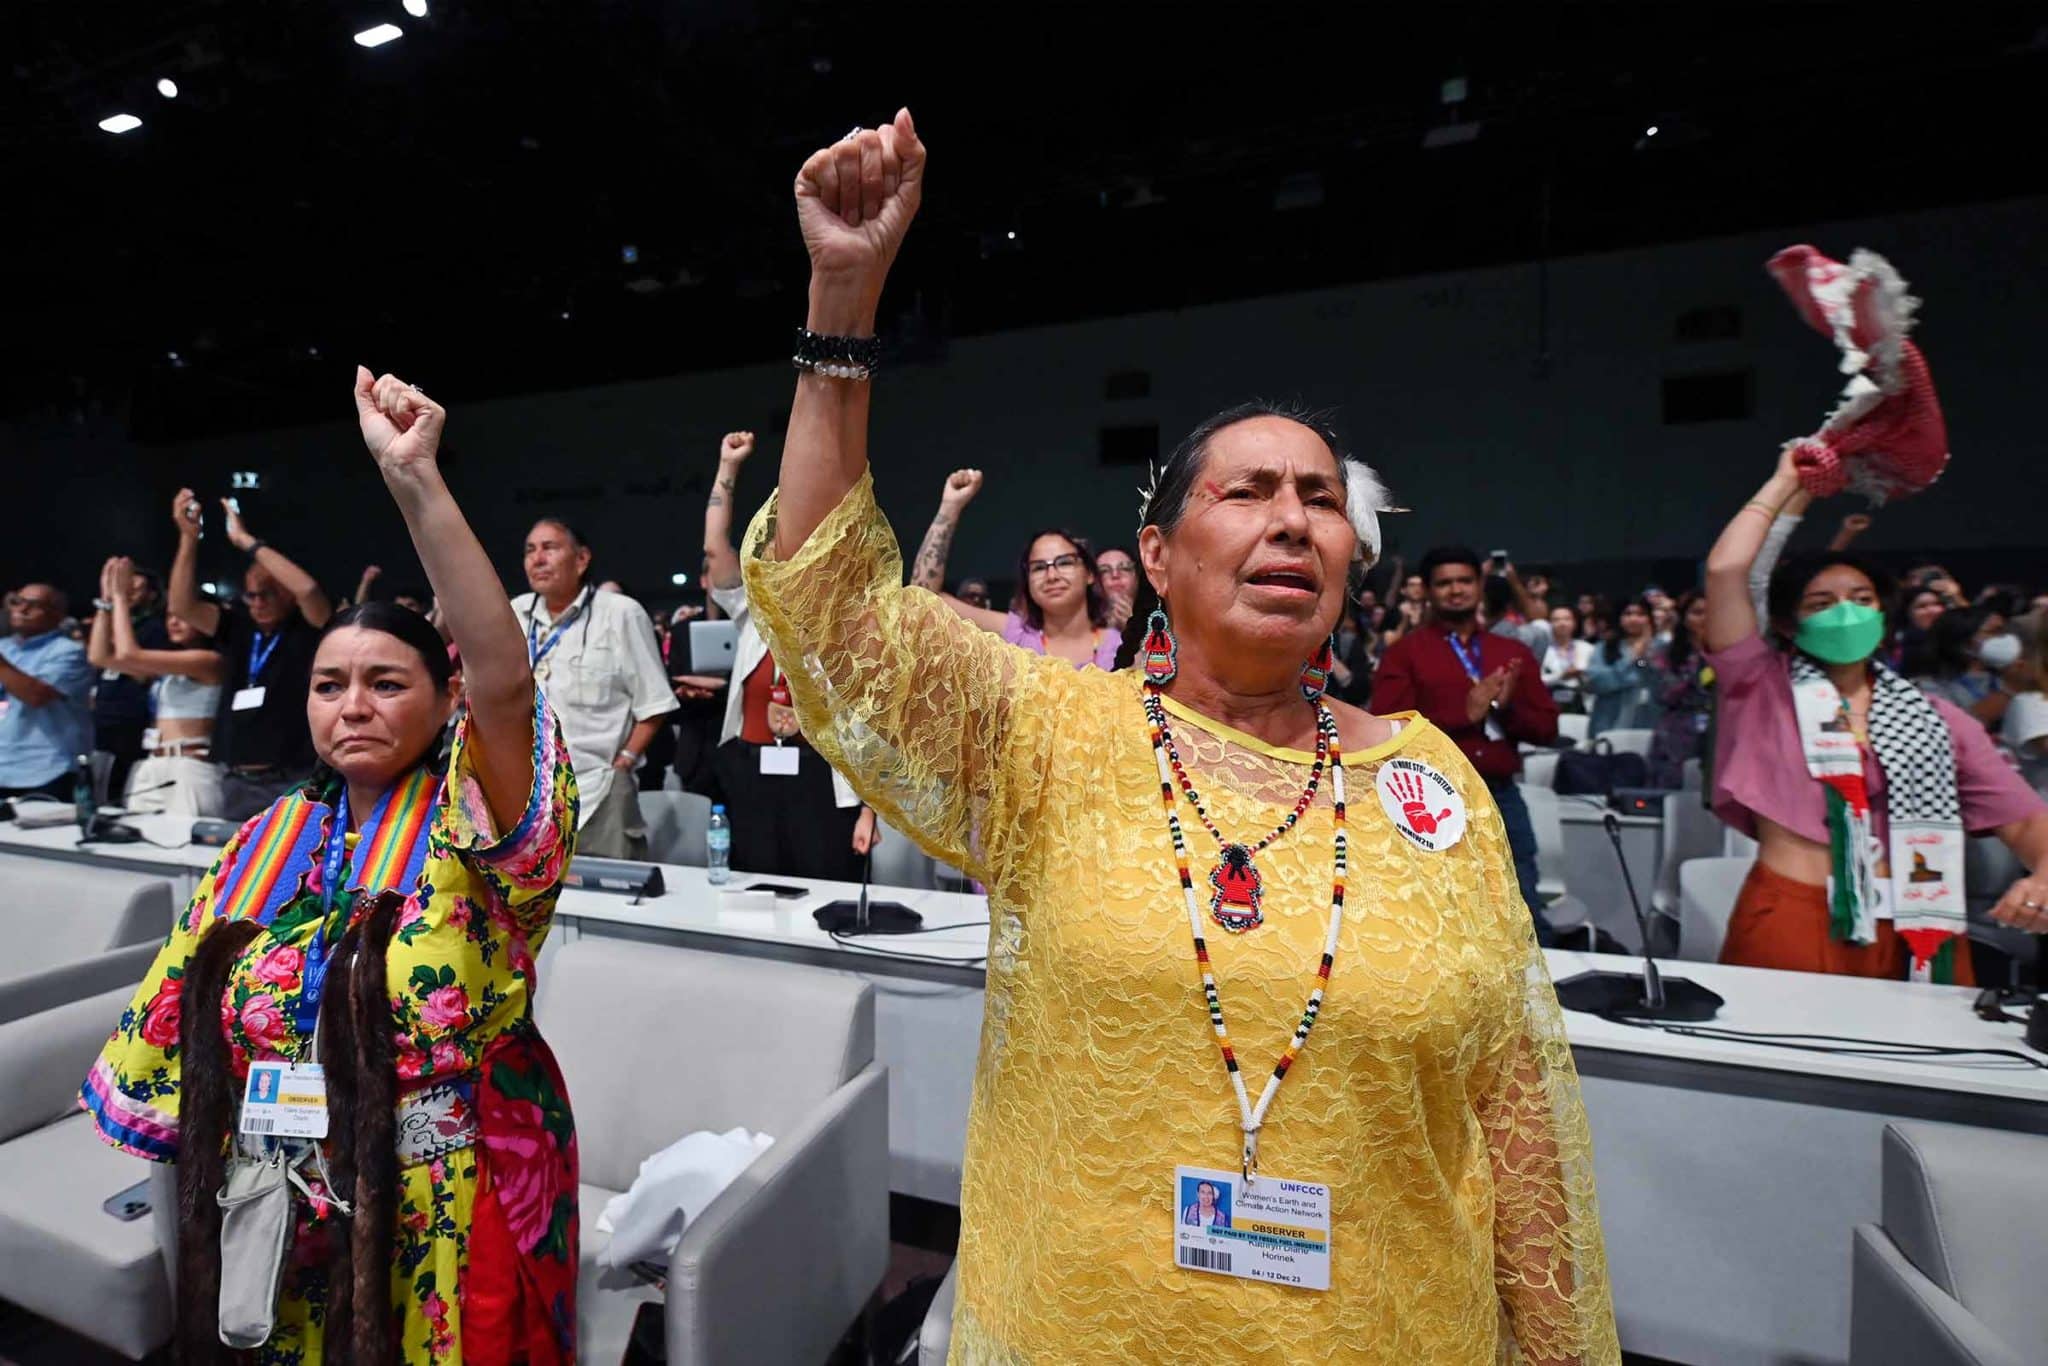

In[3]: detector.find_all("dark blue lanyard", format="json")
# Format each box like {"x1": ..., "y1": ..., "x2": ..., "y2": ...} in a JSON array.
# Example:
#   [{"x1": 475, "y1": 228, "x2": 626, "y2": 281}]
[
  {"x1": 1446, "y1": 630, "x2": 1485, "y2": 681},
  {"x1": 294, "y1": 784, "x2": 395, "y2": 1040},
  {"x1": 247, "y1": 631, "x2": 281, "y2": 684},
  {"x1": 526, "y1": 588, "x2": 591, "y2": 668}
]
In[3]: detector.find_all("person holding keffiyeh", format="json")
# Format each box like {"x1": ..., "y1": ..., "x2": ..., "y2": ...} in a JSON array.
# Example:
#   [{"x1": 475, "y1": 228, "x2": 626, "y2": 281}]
[{"x1": 1701, "y1": 442, "x2": 2048, "y2": 982}]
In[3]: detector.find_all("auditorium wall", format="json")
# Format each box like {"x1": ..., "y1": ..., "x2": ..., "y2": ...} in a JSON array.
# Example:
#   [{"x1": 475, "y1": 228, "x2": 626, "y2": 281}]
[{"x1": 9, "y1": 194, "x2": 2043, "y2": 604}]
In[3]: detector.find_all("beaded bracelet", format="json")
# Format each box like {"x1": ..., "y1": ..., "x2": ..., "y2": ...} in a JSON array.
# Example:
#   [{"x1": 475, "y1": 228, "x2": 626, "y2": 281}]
[{"x1": 791, "y1": 327, "x2": 882, "y2": 381}]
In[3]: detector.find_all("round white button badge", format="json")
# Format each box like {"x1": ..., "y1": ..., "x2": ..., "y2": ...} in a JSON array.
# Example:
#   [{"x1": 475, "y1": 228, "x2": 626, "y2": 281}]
[{"x1": 1375, "y1": 757, "x2": 1468, "y2": 852}]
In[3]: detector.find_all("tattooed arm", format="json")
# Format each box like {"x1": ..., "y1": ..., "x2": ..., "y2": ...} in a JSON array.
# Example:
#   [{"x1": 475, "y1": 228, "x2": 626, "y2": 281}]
[
  {"x1": 914, "y1": 468, "x2": 1008, "y2": 632},
  {"x1": 704, "y1": 431, "x2": 755, "y2": 592}
]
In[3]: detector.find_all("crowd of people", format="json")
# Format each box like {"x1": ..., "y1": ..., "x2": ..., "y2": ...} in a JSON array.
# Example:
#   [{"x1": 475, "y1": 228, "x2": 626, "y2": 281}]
[{"x1": 0, "y1": 105, "x2": 2040, "y2": 1363}]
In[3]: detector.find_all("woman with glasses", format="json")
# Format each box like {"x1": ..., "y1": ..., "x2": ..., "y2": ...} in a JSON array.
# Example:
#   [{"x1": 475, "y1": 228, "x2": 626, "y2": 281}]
[{"x1": 909, "y1": 467, "x2": 1121, "y2": 669}]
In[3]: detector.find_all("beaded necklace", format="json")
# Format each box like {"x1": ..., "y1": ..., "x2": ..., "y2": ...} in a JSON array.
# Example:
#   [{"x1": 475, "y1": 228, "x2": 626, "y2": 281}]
[
  {"x1": 1144, "y1": 686, "x2": 1347, "y2": 1183},
  {"x1": 1150, "y1": 692, "x2": 1329, "y2": 934}
]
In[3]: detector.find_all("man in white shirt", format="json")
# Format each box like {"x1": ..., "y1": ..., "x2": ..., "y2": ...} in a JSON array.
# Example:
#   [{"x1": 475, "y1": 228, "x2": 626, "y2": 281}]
[{"x1": 512, "y1": 519, "x2": 677, "y2": 859}]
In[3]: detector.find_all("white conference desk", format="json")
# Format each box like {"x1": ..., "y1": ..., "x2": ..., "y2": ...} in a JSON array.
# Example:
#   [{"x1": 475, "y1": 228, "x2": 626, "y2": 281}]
[{"x1": 6, "y1": 818, "x2": 2045, "y2": 1365}]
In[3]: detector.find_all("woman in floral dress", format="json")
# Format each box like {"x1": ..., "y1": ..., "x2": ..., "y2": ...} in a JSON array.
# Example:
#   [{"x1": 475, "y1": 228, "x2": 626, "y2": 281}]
[{"x1": 82, "y1": 370, "x2": 580, "y2": 1364}]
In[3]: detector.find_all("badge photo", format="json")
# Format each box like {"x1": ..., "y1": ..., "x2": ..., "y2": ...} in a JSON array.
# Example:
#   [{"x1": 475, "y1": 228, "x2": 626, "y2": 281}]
[{"x1": 1375, "y1": 757, "x2": 1467, "y2": 852}]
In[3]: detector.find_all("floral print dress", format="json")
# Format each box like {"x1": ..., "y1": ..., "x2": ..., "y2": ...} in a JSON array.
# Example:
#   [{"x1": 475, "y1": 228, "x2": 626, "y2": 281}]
[{"x1": 82, "y1": 693, "x2": 580, "y2": 1365}]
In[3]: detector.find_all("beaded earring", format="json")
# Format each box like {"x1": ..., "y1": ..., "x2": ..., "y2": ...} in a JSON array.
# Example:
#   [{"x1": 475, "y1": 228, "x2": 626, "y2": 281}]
[
  {"x1": 1299, "y1": 634, "x2": 1335, "y2": 702},
  {"x1": 1141, "y1": 608, "x2": 1179, "y2": 686}
]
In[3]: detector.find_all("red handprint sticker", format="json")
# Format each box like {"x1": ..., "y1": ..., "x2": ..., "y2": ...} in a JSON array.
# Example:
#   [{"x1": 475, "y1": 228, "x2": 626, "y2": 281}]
[{"x1": 1374, "y1": 758, "x2": 1468, "y2": 852}]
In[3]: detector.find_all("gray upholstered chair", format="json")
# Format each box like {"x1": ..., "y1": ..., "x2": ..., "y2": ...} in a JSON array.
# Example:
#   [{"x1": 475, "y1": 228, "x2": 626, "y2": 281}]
[
  {"x1": 0, "y1": 982, "x2": 172, "y2": 1358},
  {"x1": 1850, "y1": 1121, "x2": 2048, "y2": 1366},
  {"x1": 539, "y1": 937, "x2": 889, "y2": 1366},
  {"x1": 0, "y1": 855, "x2": 173, "y2": 1023},
  {"x1": 1675, "y1": 856, "x2": 1752, "y2": 963},
  {"x1": 919, "y1": 1262, "x2": 958, "y2": 1362}
]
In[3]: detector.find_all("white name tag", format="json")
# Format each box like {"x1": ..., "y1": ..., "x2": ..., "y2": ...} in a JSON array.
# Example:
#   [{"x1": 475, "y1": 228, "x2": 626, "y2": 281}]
[
  {"x1": 241, "y1": 1061, "x2": 329, "y2": 1139},
  {"x1": 760, "y1": 745, "x2": 801, "y2": 777},
  {"x1": 141, "y1": 727, "x2": 161, "y2": 752},
  {"x1": 232, "y1": 686, "x2": 267, "y2": 712},
  {"x1": 102, "y1": 667, "x2": 124, "y2": 682},
  {"x1": 1173, "y1": 1164, "x2": 1330, "y2": 1291}
]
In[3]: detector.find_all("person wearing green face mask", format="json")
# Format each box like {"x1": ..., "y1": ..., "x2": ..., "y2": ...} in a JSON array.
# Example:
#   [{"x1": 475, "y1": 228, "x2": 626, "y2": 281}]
[{"x1": 1698, "y1": 443, "x2": 2048, "y2": 983}]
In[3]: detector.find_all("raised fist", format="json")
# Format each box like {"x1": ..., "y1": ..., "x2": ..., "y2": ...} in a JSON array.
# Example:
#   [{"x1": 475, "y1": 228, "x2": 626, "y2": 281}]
[
  {"x1": 172, "y1": 487, "x2": 202, "y2": 537},
  {"x1": 353, "y1": 367, "x2": 446, "y2": 480},
  {"x1": 940, "y1": 468, "x2": 983, "y2": 509},
  {"x1": 720, "y1": 431, "x2": 756, "y2": 463},
  {"x1": 795, "y1": 108, "x2": 926, "y2": 288}
]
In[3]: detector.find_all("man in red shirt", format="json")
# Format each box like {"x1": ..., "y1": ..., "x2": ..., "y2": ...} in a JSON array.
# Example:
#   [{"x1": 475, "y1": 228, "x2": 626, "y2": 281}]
[{"x1": 1372, "y1": 546, "x2": 1560, "y2": 942}]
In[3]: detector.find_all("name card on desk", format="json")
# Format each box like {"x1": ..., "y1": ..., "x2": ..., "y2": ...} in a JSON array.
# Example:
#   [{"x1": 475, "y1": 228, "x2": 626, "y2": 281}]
[{"x1": 718, "y1": 889, "x2": 779, "y2": 913}]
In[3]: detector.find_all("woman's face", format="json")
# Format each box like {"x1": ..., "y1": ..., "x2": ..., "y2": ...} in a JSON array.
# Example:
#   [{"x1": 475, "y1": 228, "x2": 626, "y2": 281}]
[
  {"x1": 308, "y1": 626, "x2": 456, "y2": 792},
  {"x1": 1549, "y1": 607, "x2": 1577, "y2": 642},
  {"x1": 1974, "y1": 612, "x2": 2008, "y2": 646},
  {"x1": 1402, "y1": 575, "x2": 1424, "y2": 603},
  {"x1": 166, "y1": 613, "x2": 199, "y2": 646},
  {"x1": 1024, "y1": 534, "x2": 1092, "y2": 616},
  {"x1": 1619, "y1": 603, "x2": 1651, "y2": 637},
  {"x1": 1908, "y1": 591, "x2": 1945, "y2": 630},
  {"x1": 1196, "y1": 1182, "x2": 1217, "y2": 1210},
  {"x1": 1797, "y1": 565, "x2": 1881, "y2": 621},
  {"x1": 1652, "y1": 603, "x2": 1676, "y2": 635},
  {"x1": 1684, "y1": 596, "x2": 1708, "y2": 636},
  {"x1": 1141, "y1": 417, "x2": 1356, "y2": 672}
]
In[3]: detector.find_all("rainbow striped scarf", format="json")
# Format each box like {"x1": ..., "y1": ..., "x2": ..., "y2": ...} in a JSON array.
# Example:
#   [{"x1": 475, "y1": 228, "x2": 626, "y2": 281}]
[{"x1": 212, "y1": 767, "x2": 444, "y2": 928}]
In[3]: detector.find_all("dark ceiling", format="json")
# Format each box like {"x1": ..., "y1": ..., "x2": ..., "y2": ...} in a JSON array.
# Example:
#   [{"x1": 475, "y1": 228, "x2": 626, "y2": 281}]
[{"x1": 9, "y1": 2, "x2": 2046, "y2": 442}]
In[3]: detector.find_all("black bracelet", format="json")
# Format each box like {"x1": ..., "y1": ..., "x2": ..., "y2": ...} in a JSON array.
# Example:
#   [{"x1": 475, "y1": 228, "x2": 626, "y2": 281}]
[
  {"x1": 247, "y1": 540, "x2": 269, "y2": 559},
  {"x1": 791, "y1": 327, "x2": 881, "y2": 381}
]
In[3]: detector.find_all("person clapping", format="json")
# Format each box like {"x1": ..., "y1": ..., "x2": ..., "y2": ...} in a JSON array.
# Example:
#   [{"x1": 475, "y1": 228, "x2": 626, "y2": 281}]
[{"x1": 86, "y1": 555, "x2": 224, "y2": 814}]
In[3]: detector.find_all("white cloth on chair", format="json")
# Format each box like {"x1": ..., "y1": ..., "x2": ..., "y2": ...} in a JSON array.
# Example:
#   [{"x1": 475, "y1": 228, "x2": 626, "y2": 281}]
[{"x1": 596, "y1": 1127, "x2": 774, "y2": 1269}]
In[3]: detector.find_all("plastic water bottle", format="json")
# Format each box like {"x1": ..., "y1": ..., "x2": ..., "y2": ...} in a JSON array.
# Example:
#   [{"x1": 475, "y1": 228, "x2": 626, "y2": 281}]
[
  {"x1": 73, "y1": 754, "x2": 97, "y2": 835},
  {"x1": 706, "y1": 804, "x2": 731, "y2": 885}
]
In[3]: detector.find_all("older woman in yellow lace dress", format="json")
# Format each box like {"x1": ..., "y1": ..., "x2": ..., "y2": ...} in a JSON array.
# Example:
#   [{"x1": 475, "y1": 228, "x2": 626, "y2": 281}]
[{"x1": 743, "y1": 109, "x2": 1618, "y2": 1364}]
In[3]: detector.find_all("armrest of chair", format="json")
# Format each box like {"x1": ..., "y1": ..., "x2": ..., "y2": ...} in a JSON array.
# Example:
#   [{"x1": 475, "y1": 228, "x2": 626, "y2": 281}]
[
  {"x1": 664, "y1": 1063, "x2": 889, "y2": 1366},
  {"x1": 1850, "y1": 1225, "x2": 2025, "y2": 1366},
  {"x1": 0, "y1": 983, "x2": 137, "y2": 1145},
  {"x1": 0, "y1": 941, "x2": 157, "y2": 1027},
  {"x1": 919, "y1": 1261, "x2": 959, "y2": 1363}
]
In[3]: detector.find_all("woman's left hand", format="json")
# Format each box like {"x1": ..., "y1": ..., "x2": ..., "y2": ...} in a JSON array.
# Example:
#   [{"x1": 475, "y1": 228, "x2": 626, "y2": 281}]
[
  {"x1": 1988, "y1": 871, "x2": 2048, "y2": 933},
  {"x1": 852, "y1": 806, "x2": 880, "y2": 855},
  {"x1": 353, "y1": 367, "x2": 446, "y2": 479}
]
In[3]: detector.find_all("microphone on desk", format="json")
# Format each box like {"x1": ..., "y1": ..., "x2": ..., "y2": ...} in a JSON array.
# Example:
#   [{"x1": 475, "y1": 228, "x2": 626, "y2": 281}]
[
  {"x1": 813, "y1": 845, "x2": 923, "y2": 936},
  {"x1": 1554, "y1": 810, "x2": 1724, "y2": 1021}
]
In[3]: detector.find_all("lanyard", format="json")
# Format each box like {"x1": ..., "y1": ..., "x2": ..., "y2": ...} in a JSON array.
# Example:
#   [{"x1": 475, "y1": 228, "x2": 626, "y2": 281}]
[
  {"x1": 1446, "y1": 630, "x2": 1484, "y2": 681},
  {"x1": 527, "y1": 587, "x2": 592, "y2": 669},
  {"x1": 293, "y1": 785, "x2": 396, "y2": 1040},
  {"x1": 248, "y1": 631, "x2": 282, "y2": 684}
]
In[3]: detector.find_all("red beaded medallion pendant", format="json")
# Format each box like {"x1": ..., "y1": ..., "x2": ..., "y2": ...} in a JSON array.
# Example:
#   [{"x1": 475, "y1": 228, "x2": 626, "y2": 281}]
[{"x1": 1208, "y1": 843, "x2": 1265, "y2": 933}]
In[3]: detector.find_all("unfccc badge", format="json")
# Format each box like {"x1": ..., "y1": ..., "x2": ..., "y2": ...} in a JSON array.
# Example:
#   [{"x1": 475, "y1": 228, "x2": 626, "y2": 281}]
[{"x1": 1375, "y1": 757, "x2": 1468, "y2": 852}]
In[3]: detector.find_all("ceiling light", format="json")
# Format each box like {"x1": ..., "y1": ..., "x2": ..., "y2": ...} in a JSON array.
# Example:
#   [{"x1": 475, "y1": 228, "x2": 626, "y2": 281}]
[
  {"x1": 670, "y1": 572, "x2": 690, "y2": 586},
  {"x1": 98, "y1": 113, "x2": 142, "y2": 134},
  {"x1": 402, "y1": 0, "x2": 429, "y2": 15},
  {"x1": 1645, "y1": 125, "x2": 1659, "y2": 137},
  {"x1": 156, "y1": 78, "x2": 179, "y2": 99},
  {"x1": 354, "y1": 23, "x2": 403, "y2": 47},
  {"x1": 1005, "y1": 231, "x2": 1016, "y2": 241}
]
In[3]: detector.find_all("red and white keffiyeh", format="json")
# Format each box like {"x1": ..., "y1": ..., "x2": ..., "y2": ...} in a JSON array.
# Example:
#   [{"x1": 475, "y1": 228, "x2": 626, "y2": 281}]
[{"x1": 1767, "y1": 245, "x2": 1949, "y2": 503}]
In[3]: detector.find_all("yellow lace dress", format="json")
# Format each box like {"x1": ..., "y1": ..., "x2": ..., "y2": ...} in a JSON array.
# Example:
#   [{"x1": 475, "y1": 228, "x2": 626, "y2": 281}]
[{"x1": 744, "y1": 473, "x2": 1616, "y2": 1364}]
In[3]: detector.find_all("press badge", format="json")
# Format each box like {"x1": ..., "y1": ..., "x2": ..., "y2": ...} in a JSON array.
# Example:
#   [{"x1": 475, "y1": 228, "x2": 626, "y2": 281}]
[
  {"x1": 1172, "y1": 1164, "x2": 1330, "y2": 1291},
  {"x1": 232, "y1": 686, "x2": 267, "y2": 712},
  {"x1": 760, "y1": 745, "x2": 801, "y2": 777},
  {"x1": 241, "y1": 1062, "x2": 329, "y2": 1139}
]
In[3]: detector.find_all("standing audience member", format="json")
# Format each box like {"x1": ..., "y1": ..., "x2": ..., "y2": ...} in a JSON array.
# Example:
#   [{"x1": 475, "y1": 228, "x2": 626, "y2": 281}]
[
  {"x1": 700, "y1": 430, "x2": 877, "y2": 876},
  {"x1": 1903, "y1": 607, "x2": 2014, "y2": 730},
  {"x1": 909, "y1": 468, "x2": 1121, "y2": 669},
  {"x1": 1702, "y1": 444, "x2": 2046, "y2": 983},
  {"x1": 1094, "y1": 545, "x2": 1140, "y2": 632},
  {"x1": 90, "y1": 564, "x2": 168, "y2": 800},
  {"x1": 1585, "y1": 597, "x2": 1667, "y2": 736},
  {"x1": 166, "y1": 492, "x2": 331, "y2": 820},
  {"x1": 86, "y1": 557, "x2": 224, "y2": 814},
  {"x1": 1540, "y1": 604, "x2": 1595, "y2": 709},
  {"x1": 2001, "y1": 611, "x2": 2048, "y2": 798},
  {"x1": 955, "y1": 577, "x2": 992, "y2": 611},
  {"x1": 1650, "y1": 591, "x2": 1714, "y2": 787},
  {"x1": 0, "y1": 581, "x2": 94, "y2": 801},
  {"x1": 1381, "y1": 567, "x2": 1426, "y2": 648},
  {"x1": 1371, "y1": 545, "x2": 1561, "y2": 939},
  {"x1": 514, "y1": 515, "x2": 677, "y2": 859}
]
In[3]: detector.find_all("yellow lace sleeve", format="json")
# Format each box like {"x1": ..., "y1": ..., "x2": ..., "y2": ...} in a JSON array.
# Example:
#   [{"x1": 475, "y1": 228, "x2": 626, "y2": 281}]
[
  {"x1": 741, "y1": 471, "x2": 1070, "y2": 884},
  {"x1": 1469, "y1": 797, "x2": 1619, "y2": 1364}
]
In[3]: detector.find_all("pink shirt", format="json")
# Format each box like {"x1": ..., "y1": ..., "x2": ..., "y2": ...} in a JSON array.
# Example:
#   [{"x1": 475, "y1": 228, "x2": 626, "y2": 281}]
[
  {"x1": 1000, "y1": 613, "x2": 1121, "y2": 671},
  {"x1": 1707, "y1": 632, "x2": 2041, "y2": 845}
]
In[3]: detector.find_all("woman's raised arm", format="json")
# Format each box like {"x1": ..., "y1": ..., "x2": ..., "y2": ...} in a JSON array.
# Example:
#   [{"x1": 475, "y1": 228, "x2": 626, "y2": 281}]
[{"x1": 1703, "y1": 444, "x2": 1808, "y2": 653}]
